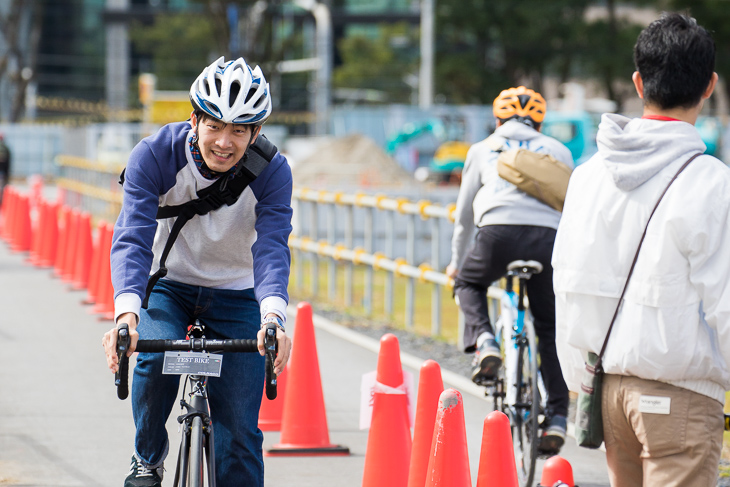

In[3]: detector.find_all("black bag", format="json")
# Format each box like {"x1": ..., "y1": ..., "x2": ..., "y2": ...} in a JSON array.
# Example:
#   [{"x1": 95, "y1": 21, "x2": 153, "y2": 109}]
[{"x1": 574, "y1": 152, "x2": 700, "y2": 449}]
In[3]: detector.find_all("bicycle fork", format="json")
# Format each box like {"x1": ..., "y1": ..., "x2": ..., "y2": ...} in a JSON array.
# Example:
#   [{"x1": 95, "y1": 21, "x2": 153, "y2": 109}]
[{"x1": 174, "y1": 377, "x2": 215, "y2": 487}]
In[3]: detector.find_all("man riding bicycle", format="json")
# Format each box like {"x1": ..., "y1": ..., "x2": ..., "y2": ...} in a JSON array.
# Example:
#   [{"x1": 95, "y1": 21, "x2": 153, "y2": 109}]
[
  {"x1": 101, "y1": 56, "x2": 292, "y2": 487},
  {"x1": 446, "y1": 87, "x2": 573, "y2": 452}
]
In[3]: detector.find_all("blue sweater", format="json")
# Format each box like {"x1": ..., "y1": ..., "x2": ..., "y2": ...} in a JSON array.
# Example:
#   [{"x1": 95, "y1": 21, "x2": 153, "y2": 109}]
[{"x1": 111, "y1": 122, "x2": 293, "y2": 323}]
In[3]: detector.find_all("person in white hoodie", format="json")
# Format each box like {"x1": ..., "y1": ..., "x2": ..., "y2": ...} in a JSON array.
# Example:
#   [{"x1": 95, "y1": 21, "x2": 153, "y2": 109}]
[
  {"x1": 553, "y1": 13, "x2": 730, "y2": 486},
  {"x1": 447, "y1": 86, "x2": 574, "y2": 452}
]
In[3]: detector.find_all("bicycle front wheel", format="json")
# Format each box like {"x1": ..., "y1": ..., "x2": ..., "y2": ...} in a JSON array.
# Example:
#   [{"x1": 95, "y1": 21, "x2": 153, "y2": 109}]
[{"x1": 510, "y1": 321, "x2": 540, "y2": 487}]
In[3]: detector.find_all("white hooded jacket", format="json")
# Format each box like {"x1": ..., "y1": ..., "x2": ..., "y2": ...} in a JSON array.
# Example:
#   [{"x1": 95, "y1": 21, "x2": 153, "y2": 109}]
[{"x1": 553, "y1": 113, "x2": 730, "y2": 404}]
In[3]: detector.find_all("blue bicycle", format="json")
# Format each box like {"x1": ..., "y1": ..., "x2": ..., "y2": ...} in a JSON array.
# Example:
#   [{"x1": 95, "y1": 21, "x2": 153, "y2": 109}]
[{"x1": 478, "y1": 260, "x2": 547, "y2": 487}]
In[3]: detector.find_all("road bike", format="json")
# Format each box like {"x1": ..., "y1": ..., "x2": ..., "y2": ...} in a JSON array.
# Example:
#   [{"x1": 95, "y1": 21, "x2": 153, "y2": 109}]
[
  {"x1": 115, "y1": 320, "x2": 278, "y2": 487},
  {"x1": 475, "y1": 260, "x2": 548, "y2": 487}
]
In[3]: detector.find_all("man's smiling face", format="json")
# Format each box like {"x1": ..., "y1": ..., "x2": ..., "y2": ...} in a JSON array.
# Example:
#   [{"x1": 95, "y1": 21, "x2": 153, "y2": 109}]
[{"x1": 191, "y1": 113, "x2": 260, "y2": 173}]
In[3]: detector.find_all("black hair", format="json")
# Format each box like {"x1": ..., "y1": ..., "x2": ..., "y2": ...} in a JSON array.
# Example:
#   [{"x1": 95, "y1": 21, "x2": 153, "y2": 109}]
[
  {"x1": 633, "y1": 12, "x2": 715, "y2": 110},
  {"x1": 498, "y1": 115, "x2": 541, "y2": 131}
]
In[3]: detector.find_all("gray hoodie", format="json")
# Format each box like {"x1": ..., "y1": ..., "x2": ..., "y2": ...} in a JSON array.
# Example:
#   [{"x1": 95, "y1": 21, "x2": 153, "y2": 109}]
[{"x1": 449, "y1": 120, "x2": 574, "y2": 269}]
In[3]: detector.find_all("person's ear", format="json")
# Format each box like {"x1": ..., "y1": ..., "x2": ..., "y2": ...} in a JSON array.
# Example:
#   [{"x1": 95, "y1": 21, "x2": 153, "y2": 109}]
[
  {"x1": 190, "y1": 112, "x2": 199, "y2": 130},
  {"x1": 251, "y1": 125, "x2": 262, "y2": 143},
  {"x1": 703, "y1": 72, "x2": 719, "y2": 100},
  {"x1": 632, "y1": 71, "x2": 644, "y2": 99}
]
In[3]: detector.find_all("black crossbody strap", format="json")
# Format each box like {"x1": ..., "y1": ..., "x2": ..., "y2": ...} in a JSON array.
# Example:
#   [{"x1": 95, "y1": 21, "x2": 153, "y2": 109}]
[
  {"x1": 595, "y1": 152, "x2": 701, "y2": 370},
  {"x1": 140, "y1": 134, "x2": 277, "y2": 309}
]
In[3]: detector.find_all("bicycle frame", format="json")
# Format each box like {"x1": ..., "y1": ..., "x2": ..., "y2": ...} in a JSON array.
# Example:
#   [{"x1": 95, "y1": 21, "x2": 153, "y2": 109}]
[
  {"x1": 488, "y1": 265, "x2": 543, "y2": 487},
  {"x1": 174, "y1": 373, "x2": 215, "y2": 487}
]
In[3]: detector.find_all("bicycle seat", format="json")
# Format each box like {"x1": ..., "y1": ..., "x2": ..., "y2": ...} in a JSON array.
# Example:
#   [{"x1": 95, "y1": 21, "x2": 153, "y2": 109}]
[{"x1": 507, "y1": 260, "x2": 543, "y2": 276}]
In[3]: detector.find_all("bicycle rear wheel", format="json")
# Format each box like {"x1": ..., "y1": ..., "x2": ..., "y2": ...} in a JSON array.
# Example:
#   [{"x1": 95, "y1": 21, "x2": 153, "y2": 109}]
[{"x1": 510, "y1": 321, "x2": 540, "y2": 487}]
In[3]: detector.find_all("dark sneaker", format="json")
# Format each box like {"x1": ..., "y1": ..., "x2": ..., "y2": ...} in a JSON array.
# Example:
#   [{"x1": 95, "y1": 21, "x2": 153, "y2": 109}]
[
  {"x1": 124, "y1": 454, "x2": 163, "y2": 487},
  {"x1": 539, "y1": 415, "x2": 567, "y2": 453},
  {"x1": 471, "y1": 337, "x2": 502, "y2": 383}
]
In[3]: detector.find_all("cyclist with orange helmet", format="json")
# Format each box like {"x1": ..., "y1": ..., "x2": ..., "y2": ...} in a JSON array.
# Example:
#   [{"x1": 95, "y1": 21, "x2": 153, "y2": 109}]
[{"x1": 447, "y1": 86, "x2": 573, "y2": 452}]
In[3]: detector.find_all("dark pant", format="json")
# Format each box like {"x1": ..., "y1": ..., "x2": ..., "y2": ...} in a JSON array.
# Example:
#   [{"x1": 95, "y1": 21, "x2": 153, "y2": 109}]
[
  {"x1": 454, "y1": 224, "x2": 569, "y2": 417},
  {"x1": 133, "y1": 279, "x2": 265, "y2": 486}
]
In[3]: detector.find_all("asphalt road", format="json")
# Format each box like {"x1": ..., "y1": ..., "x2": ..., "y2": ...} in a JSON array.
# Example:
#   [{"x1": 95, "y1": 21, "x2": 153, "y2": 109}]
[{"x1": 0, "y1": 240, "x2": 610, "y2": 486}]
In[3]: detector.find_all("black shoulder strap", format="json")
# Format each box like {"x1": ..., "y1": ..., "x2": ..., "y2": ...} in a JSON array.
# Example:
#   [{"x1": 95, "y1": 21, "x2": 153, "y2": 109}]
[{"x1": 141, "y1": 134, "x2": 278, "y2": 309}]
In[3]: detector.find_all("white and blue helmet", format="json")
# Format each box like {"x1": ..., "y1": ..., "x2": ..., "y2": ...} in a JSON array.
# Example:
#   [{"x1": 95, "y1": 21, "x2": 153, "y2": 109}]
[{"x1": 189, "y1": 56, "x2": 272, "y2": 125}]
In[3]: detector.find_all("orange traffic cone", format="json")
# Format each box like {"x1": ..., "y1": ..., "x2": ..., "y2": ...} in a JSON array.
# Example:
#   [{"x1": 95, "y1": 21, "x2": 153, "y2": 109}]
[
  {"x1": 362, "y1": 387, "x2": 412, "y2": 487},
  {"x1": 407, "y1": 360, "x2": 444, "y2": 487},
  {"x1": 54, "y1": 206, "x2": 71, "y2": 278},
  {"x1": 38, "y1": 202, "x2": 58, "y2": 268},
  {"x1": 377, "y1": 333, "x2": 404, "y2": 387},
  {"x1": 476, "y1": 410, "x2": 519, "y2": 487},
  {"x1": 258, "y1": 365, "x2": 288, "y2": 431},
  {"x1": 93, "y1": 221, "x2": 115, "y2": 320},
  {"x1": 538, "y1": 456, "x2": 574, "y2": 487},
  {"x1": 61, "y1": 209, "x2": 80, "y2": 282},
  {"x1": 84, "y1": 220, "x2": 107, "y2": 306},
  {"x1": 424, "y1": 388, "x2": 472, "y2": 487},
  {"x1": 27, "y1": 199, "x2": 46, "y2": 265},
  {"x1": 0, "y1": 185, "x2": 10, "y2": 235},
  {"x1": 266, "y1": 302, "x2": 349, "y2": 456},
  {"x1": 1, "y1": 186, "x2": 16, "y2": 243},
  {"x1": 11, "y1": 194, "x2": 32, "y2": 253},
  {"x1": 72, "y1": 212, "x2": 93, "y2": 290}
]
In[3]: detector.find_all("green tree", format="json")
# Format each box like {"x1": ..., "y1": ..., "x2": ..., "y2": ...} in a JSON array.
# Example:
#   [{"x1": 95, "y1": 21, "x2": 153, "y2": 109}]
[
  {"x1": 130, "y1": 13, "x2": 216, "y2": 91},
  {"x1": 435, "y1": 0, "x2": 591, "y2": 104},
  {"x1": 333, "y1": 23, "x2": 419, "y2": 104}
]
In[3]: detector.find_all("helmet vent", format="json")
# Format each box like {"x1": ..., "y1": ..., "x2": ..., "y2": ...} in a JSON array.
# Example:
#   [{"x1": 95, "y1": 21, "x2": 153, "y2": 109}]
[
  {"x1": 245, "y1": 86, "x2": 258, "y2": 103},
  {"x1": 229, "y1": 81, "x2": 241, "y2": 108},
  {"x1": 517, "y1": 94, "x2": 532, "y2": 109}
]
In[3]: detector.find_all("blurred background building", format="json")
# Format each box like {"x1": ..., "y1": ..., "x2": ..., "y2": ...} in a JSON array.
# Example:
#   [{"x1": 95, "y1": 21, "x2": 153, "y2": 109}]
[{"x1": 0, "y1": 0, "x2": 728, "y2": 182}]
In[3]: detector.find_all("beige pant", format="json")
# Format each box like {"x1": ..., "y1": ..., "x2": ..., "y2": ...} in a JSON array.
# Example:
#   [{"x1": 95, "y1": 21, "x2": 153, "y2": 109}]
[{"x1": 602, "y1": 374, "x2": 723, "y2": 487}]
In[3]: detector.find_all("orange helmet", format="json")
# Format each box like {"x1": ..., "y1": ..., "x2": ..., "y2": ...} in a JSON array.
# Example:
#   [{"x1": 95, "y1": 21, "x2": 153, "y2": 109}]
[{"x1": 493, "y1": 86, "x2": 546, "y2": 125}]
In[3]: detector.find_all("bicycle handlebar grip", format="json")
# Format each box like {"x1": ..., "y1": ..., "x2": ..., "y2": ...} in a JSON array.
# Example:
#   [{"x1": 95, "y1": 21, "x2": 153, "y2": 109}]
[
  {"x1": 116, "y1": 324, "x2": 130, "y2": 400},
  {"x1": 264, "y1": 323, "x2": 278, "y2": 400},
  {"x1": 221, "y1": 339, "x2": 258, "y2": 353}
]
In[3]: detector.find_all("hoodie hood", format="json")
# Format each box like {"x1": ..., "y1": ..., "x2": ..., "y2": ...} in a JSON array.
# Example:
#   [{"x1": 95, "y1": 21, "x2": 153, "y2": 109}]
[
  {"x1": 494, "y1": 119, "x2": 542, "y2": 141},
  {"x1": 596, "y1": 113, "x2": 706, "y2": 191}
]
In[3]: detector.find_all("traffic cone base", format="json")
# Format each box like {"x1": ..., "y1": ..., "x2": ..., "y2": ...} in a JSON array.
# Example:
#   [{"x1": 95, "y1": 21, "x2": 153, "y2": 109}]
[{"x1": 265, "y1": 444, "x2": 350, "y2": 457}]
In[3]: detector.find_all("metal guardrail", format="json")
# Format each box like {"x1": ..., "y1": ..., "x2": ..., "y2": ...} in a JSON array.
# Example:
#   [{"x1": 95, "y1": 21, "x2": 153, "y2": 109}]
[
  {"x1": 52, "y1": 157, "x2": 505, "y2": 342},
  {"x1": 55, "y1": 156, "x2": 123, "y2": 223}
]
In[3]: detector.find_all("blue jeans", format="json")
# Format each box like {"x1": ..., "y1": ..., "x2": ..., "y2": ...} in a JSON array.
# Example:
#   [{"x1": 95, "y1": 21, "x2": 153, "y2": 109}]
[{"x1": 132, "y1": 279, "x2": 265, "y2": 486}]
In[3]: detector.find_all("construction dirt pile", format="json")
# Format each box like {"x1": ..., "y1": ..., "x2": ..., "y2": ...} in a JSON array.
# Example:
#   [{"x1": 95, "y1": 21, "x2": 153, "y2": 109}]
[{"x1": 291, "y1": 133, "x2": 418, "y2": 189}]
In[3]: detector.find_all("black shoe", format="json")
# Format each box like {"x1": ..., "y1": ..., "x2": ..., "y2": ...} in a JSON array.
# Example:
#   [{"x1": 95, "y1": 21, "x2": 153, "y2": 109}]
[
  {"x1": 124, "y1": 454, "x2": 163, "y2": 487},
  {"x1": 471, "y1": 337, "x2": 502, "y2": 383},
  {"x1": 538, "y1": 415, "x2": 567, "y2": 454}
]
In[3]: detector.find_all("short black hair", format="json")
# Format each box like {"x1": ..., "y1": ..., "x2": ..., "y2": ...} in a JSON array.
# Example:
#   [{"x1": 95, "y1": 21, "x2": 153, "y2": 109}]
[{"x1": 633, "y1": 12, "x2": 715, "y2": 110}]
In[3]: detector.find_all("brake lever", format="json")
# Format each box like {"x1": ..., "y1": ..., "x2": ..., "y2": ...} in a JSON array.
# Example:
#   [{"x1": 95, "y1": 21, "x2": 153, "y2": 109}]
[
  {"x1": 115, "y1": 323, "x2": 131, "y2": 400},
  {"x1": 264, "y1": 322, "x2": 278, "y2": 400}
]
